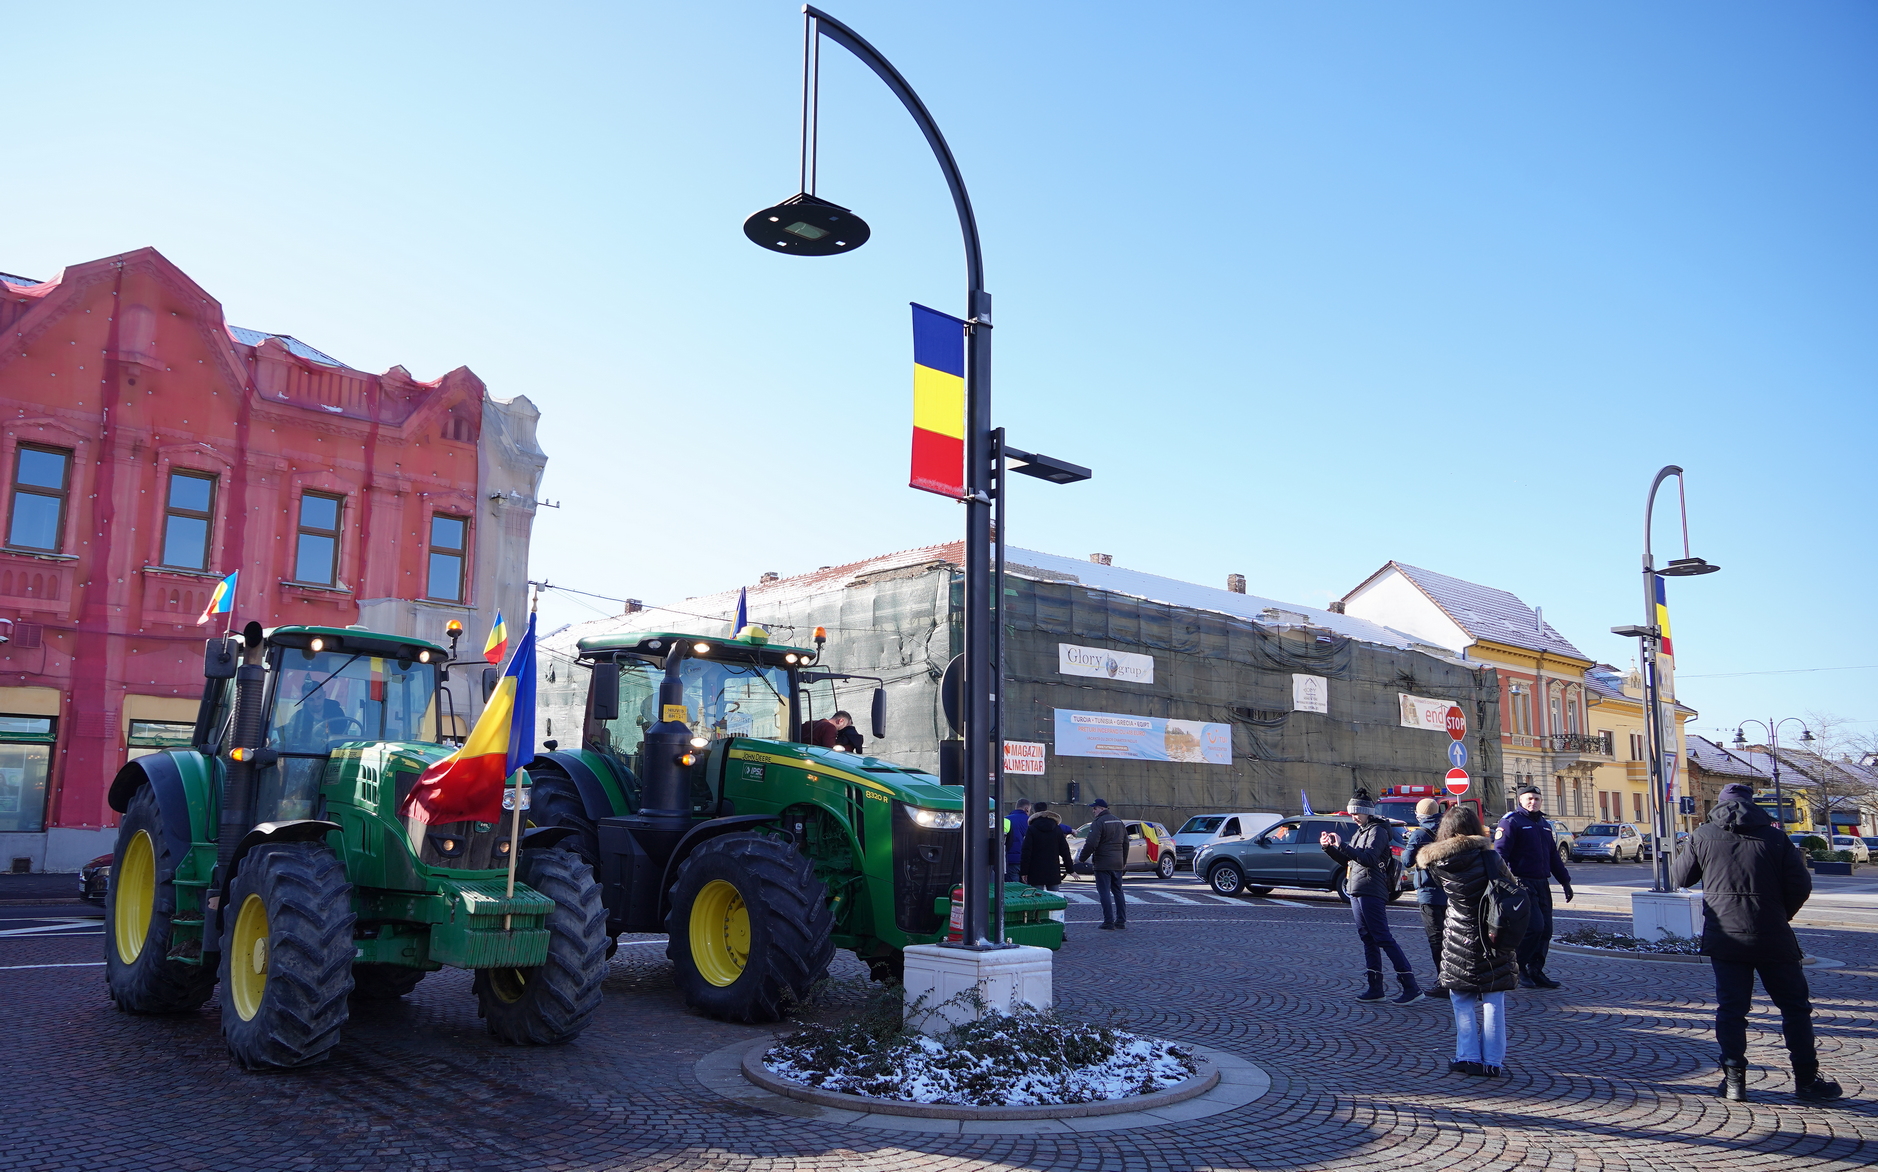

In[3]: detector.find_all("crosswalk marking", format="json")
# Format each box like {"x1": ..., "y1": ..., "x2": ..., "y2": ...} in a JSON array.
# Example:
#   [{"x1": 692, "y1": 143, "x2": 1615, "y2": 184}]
[
  {"x1": 1147, "y1": 890, "x2": 1206, "y2": 905},
  {"x1": 1199, "y1": 893, "x2": 1243, "y2": 905},
  {"x1": 1059, "y1": 890, "x2": 1099, "y2": 904}
]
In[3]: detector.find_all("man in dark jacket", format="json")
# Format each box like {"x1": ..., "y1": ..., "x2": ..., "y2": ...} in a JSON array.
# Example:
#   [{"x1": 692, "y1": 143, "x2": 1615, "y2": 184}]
[
  {"x1": 1076, "y1": 798, "x2": 1129, "y2": 930},
  {"x1": 1494, "y1": 786, "x2": 1573, "y2": 989},
  {"x1": 1005, "y1": 799, "x2": 1031, "y2": 882},
  {"x1": 1020, "y1": 803, "x2": 1075, "y2": 890},
  {"x1": 1403, "y1": 798, "x2": 1450, "y2": 990},
  {"x1": 1671, "y1": 783, "x2": 1843, "y2": 1102},
  {"x1": 1322, "y1": 791, "x2": 1422, "y2": 1004}
]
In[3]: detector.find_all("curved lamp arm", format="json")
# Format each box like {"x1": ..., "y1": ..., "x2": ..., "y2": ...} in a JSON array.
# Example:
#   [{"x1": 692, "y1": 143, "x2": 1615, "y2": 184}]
[{"x1": 1643, "y1": 464, "x2": 1683, "y2": 567}]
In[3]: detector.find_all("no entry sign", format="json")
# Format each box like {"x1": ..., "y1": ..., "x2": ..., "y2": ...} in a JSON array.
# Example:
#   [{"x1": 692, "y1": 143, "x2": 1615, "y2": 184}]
[
  {"x1": 1445, "y1": 768, "x2": 1470, "y2": 796},
  {"x1": 1446, "y1": 706, "x2": 1466, "y2": 740}
]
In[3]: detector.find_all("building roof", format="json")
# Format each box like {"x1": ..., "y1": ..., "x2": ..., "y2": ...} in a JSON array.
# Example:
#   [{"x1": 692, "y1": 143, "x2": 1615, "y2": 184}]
[
  {"x1": 225, "y1": 326, "x2": 350, "y2": 368},
  {"x1": 1687, "y1": 735, "x2": 1773, "y2": 781},
  {"x1": 1347, "y1": 561, "x2": 1588, "y2": 659},
  {"x1": 0, "y1": 271, "x2": 44, "y2": 287}
]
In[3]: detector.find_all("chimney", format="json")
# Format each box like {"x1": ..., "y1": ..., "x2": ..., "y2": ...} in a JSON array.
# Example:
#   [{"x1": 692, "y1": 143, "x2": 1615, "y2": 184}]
[
  {"x1": 1534, "y1": 606, "x2": 1544, "y2": 632},
  {"x1": 623, "y1": 598, "x2": 643, "y2": 614},
  {"x1": 1328, "y1": 600, "x2": 1346, "y2": 614},
  {"x1": 1089, "y1": 553, "x2": 1112, "y2": 566},
  {"x1": 759, "y1": 572, "x2": 780, "y2": 584},
  {"x1": 1226, "y1": 574, "x2": 1246, "y2": 594}
]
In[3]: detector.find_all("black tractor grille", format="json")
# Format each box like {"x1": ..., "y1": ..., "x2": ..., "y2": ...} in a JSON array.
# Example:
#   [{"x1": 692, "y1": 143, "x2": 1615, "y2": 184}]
[
  {"x1": 406, "y1": 816, "x2": 513, "y2": 871},
  {"x1": 891, "y1": 804, "x2": 963, "y2": 936}
]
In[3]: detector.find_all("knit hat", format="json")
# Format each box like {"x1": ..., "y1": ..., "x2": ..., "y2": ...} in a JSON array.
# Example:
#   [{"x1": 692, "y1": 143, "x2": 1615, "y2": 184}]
[
  {"x1": 1719, "y1": 782, "x2": 1756, "y2": 805},
  {"x1": 1415, "y1": 798, "x2": 1440, "y2": 817},
  {"x1": 1346, "y1": 793, "x2": 1377, "y2": 816}
]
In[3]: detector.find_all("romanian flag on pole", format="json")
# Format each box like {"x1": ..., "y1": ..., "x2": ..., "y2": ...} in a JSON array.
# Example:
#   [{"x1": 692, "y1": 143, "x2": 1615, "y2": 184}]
[
  {"x1": 399, "y1": 611, "x2": 537, "y2": 825},
  {"x1": 909, "y1": 303, "x2": 967, "y2": 498},
  {"x1": 483, "y1": 611, "x2": 509, "y2": 665},
  {"x1": 1653, "y1": 576, "x2": 1674, "y2": 658},
  {"x1": 194, "y1": 570, "x2": 238, "y2": 626}
]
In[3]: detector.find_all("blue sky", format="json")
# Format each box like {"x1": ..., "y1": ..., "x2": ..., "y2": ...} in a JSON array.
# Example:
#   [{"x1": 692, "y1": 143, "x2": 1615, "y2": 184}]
[{"x1": 7, "y1": 2, "x2": 1874, "y2": 744}]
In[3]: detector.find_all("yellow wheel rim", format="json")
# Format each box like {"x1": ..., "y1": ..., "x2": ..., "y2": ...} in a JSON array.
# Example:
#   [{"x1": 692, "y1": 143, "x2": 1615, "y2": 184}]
[
  {"x1": 113, "y1": 830, "x2": 156, "y2": 965},
  {"x1": 690, "y1": 878, "x2": 750, "y2": 987},
  {"x1": 488, "y1": 968, "x2": 527, "y2": 1004},
  {"x1": 229, "y1": 893, "x2": 269, "y2": 1021}
]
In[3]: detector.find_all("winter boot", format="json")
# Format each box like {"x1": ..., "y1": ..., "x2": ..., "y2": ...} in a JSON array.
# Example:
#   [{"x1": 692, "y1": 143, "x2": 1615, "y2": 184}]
[
  {"x1": 1392, "y1": 971, "x2": 1423, "y2": 1004},
  {"x1": 1355, "y1": 970, "x2": 1387, "y2": 1002},
  {"x1": 1528, "y1": 969, "x2": 1562, "y2": 990},
  {"x1": 1794, "y1": 1065, "x2": 1844, "y2": 1103},
  {"x1": 1718, "y1": 1059, "x2": 1749, "y2": 1102}
]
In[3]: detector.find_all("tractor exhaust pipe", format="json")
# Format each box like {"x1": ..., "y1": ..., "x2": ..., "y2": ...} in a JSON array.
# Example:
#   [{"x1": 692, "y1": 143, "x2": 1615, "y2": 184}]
[
  {"x1": 209, "y1": 622, "x2": 269, "y2": 938},
  {"x1": 638, "y1": 643, "x2": 695, "y2": 836}
]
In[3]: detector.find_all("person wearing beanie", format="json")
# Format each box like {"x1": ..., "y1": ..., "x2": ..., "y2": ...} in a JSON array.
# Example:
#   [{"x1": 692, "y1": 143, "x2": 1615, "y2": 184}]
[
  {"x1": 1494, "y1": 784, "x2": 1574, "y2": 988},
  {"x1": 1321, "y1": 789, "x2": 1422, "y2": 1004},
  {"x1": 1402, "y1": 796, "x2": 1450, "y2": 989},
  {"x1": 1672, "y1": 782, "x2": 1843, "y2": 1102}
]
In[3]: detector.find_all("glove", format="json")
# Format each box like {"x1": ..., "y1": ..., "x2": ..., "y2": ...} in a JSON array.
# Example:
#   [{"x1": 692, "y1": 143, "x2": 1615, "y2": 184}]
[{"x1": 1562, "y1": 886, "x2": 1575, "y2": 903}]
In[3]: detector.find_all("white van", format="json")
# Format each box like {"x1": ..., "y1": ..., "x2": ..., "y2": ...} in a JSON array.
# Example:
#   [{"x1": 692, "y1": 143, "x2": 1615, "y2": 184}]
[{"x1": 1172, "y1": 812, "x2": 1284, "y2": 870}]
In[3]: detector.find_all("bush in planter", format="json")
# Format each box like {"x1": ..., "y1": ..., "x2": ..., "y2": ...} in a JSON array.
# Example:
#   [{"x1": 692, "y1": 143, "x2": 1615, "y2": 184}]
[{"x1": 1799, "y1": 836, "x2": 1829, "y2": 852}]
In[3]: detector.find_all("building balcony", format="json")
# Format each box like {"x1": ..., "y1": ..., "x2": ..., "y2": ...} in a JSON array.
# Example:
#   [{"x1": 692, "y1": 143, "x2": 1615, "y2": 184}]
[{"x1": 1546, "y1": 732, "x2": 1613, "y2": 759}]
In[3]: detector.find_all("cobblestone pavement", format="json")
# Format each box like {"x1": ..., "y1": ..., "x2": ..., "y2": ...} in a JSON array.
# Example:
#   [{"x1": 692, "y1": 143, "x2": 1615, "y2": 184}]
[{"x1": 3, "y1": 876, "x2": 1873, "y2": 1172}]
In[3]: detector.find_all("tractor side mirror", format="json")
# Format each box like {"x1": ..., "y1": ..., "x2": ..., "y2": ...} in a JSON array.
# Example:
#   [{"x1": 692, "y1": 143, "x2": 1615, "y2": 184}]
[
  {"x1": 871, "y1": 686, "x2": 887, "y2": 740},
  {"x1": 590, "y1": 660, "x2": 620, "y2": 721},
  {"x1": 481, "y1": 667, "x2": 499, "y2": 704},
  {"x1": 203, "y1": 637, "x2": 240, "y2": 680}
]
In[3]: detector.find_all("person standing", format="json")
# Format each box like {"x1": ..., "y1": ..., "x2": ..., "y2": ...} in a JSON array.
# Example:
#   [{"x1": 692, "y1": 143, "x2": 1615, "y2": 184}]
[
  {"x1": 1494, "y1": 785, "x2": 1573, "y2": 989},
  {"x1": 1005, "y1": 799, "x2": 1031, "y2": 883},
  {"x1": 1021, "y1": 802, "x2": 1074, "y2": 890},
  {"x1": 1321, "y1": 791, "x2": 1422, "y2": 1003},
  {"x1": 1403, "y1": 797, "x2": 1449, "y2": 990},
  {"x1": 1420, "y1": 804, "x2": 1520, "y2": 1077},
  {"x1": 1076, "y1": 798, "x2": 1128, "y2": 930},
  {"x1": 1671, "y1": 782, "x2": 1843, "y2": 1102}
]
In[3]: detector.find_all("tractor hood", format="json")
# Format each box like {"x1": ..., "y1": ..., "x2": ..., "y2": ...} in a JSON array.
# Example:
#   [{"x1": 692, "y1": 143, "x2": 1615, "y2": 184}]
[{"x1": 725, "y1": 741, "x2": 961, "y2": 810}]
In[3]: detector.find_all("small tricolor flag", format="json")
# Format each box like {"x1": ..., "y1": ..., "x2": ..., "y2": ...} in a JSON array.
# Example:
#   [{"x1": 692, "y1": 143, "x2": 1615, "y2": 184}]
[
  {"x1": 1653, "y1": 576, "x2": 1674, "y2": 657},
  {"x1": 399, "y1": 611, "x2": 537, "y2": 826},
  {"x1": 483, "y1": 611, "x2": 509, "y2": 665},
  {"x1": 732, "y1": 587, "x2": 749, "y2": 637},
  {"x1": 194, "y1": 570, "x2": 238, "y2": 626},
  {"x1": 909, "y1": 303, "x2": 966, "y2": 498}
]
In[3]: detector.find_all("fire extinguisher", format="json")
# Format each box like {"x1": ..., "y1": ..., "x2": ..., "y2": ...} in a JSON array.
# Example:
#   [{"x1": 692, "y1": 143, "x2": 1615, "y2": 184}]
[{"x1": 947, "y1": 884, "x2": 964, "y2": 942}]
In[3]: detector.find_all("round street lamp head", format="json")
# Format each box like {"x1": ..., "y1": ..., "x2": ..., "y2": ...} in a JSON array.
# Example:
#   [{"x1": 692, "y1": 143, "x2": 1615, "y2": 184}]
[
  {"x1": 1661, "y1": 557, "x2": 1720, "y2": 577},
  {"x1": 743, "y1": 193, "x2": 870, "y2": 256}
]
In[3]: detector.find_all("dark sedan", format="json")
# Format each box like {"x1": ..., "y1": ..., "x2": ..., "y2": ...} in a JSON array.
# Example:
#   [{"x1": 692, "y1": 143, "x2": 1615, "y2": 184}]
[{"x1": 1195, "y1": 815, "x2": 1407, "y2": 902}]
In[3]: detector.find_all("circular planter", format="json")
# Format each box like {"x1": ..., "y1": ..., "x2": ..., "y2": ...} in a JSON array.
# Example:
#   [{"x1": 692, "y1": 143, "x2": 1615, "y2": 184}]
[
  {"x1": 741, "y1": 1038, "x2": 1220, "y2": 1120},
  {"x1": 1554, "y1": 943, "x2": 1831, "y2": 967}
]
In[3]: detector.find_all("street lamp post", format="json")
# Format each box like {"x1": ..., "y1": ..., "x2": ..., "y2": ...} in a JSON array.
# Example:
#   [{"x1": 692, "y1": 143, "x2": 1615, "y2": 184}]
[
  {"x1": 1611, "y1": 466, "x2": 1718, "y2": 894},
  {"x1": 1733, "y1": 720, "x2": 1814, "y2": 834}
]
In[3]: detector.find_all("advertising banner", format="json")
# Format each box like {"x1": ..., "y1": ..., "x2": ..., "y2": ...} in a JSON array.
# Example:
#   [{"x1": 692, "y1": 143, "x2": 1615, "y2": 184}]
[
  {"x1": 1003, "y1": 741, "x2": 1047, "y2": 775},
  {"x1": 1292, "y1": 674, "x2": 1328, "y2": 713},
  {"x1": 1399, "y1": 693, "x2": 1457, "y2": 732},
  {"x1": 1053, "y1": 709, "x2": 1231, "y2": 764},
  {"x1": 1057, "y1": 643, "x2": 1154, "y2": 684}
]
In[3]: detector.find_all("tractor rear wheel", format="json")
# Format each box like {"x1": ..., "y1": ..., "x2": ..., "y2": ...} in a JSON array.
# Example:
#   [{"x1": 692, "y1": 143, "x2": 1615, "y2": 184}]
[
  {"x1": 350, "y1": 964, "x2": 426, "y2": 1000},
  {"x1": 523, "y1": 766, "x2": 599, "y2": 870},
  {"x1": 105, "y1": 785, "x2": 216, "y2": 1014},
  {"x1": 219, "y1": 843, "x2": 356, "y2": 1070},
  {"x1": 473, "y1": 847, "x2": 607, "y2": 1044},
  {"x1": 666, "y1": 834, "x2": 833, "y2": 1022}
]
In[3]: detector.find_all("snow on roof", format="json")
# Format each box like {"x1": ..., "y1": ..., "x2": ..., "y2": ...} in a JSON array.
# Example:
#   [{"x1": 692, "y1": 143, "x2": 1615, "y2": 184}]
[
  {"x1": 1687, "y1": 735, "x2": 1773, "y2": 780},
  {"x1": 1365, "y1": 562, "x2": 1589, "y2": 660},
  {"x1": 226, "y1": 326, "x2": 350, "y2": 368}
]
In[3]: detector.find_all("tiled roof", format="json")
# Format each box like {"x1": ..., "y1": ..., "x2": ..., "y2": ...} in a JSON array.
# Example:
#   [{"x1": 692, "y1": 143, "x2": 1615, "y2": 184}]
[
  {"x1": 226, "y1": 326, "x2": 350, "y2": 368},
  {"x1": 0, "y1": 271, "x2": 44, "y2": 287},
  {"x1": 1687, "y1": 735, "x2": 1772, "y2": 780},
  {"x1": 1380, "y1": 562, "x2": 1588, "y2": 659}
]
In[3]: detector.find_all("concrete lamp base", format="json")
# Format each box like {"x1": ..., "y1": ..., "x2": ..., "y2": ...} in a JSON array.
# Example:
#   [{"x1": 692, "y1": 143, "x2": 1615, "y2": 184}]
[
  {"x1": 902, "y1": 943, "x2": 1053, "y2": 1035},
  {"x1": 1631, "y1": 889, "x2": 1704, "y2": 942}
]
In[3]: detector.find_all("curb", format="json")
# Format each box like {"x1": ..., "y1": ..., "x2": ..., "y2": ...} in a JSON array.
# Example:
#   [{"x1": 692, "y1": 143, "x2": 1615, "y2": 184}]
[
  {"x1": 1553, "y1": 943, "x2": 1841, "y2": 968},
  {"x1": 740, "y1": 1039, "x2": 1219, "y2": 1120}
]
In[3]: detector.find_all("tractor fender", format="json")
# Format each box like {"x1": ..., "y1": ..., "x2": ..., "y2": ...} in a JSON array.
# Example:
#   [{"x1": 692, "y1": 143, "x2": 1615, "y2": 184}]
[
  {"x1": 106, "y1": 752, "x2": 215, "y2": 864},
  {"x1": 225, "y1": 820, "x2": 343, "y2": 892},
  {"x1": 656, "y1": 814, "x2": 781, "y2": 921},
  {"x1": 520, "y1": 825, "x2": 580, "y2": 851},
  {"x1": 529, "y1": 750, "x2": 630, "y2": 821}
]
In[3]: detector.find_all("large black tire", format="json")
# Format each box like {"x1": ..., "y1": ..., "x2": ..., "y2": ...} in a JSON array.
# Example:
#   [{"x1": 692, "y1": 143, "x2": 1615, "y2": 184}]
[
  {"x1": 1334, "y1": 868, "x2": 1352, "y2": 903},
  {"x1": 473, "y1": 847, "x2": 607, "y2": 1044},
  {"x1": 350, "y1": 964, "x2": 426, "y2": 1000},
  {"x1": 104, "y1": 785, "x2": 217, "y2": 1014},
  {"x1": 666, "y1": 834, "x2": 834, "y2": 1022},
  {"x1": 219, "y1": 843, "x2": 356, "y2": 1070},
  {"x1": 1207, "y1": 861, "x2": 1245, "y2": 896},
  {"x1": 524, "y1": 766, "x2": 600, "y2": 870}
]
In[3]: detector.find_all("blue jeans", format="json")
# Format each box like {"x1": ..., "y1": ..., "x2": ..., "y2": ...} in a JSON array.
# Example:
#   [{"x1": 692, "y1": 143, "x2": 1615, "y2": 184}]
[
  {"x1": 1095, "y1": 870, "x2": 1126, "y2": 925},
  {"x1": 1350, "y1": 894, "x2": 1413, "y2": 977},
  {"x1": 1451, "y1": 990, "x2": 1507, "y2": 1066}
]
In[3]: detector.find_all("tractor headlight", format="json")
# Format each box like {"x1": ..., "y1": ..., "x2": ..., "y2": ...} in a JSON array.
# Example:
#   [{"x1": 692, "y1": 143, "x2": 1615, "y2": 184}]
[
  {"x1": 905, "y1": 805, "x2": 963, "y2": 829},
  {"x1": 501, "y1": 788, "x2": 532, "y2": 811}
]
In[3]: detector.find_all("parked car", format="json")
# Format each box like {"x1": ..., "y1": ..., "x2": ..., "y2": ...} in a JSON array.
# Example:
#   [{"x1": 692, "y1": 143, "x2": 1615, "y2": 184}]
[
  {"x1": 1196, "y1": 814, "x2": 1408, "y2": 903},
  {"x1": 1067, "y1": 819, "x2": 1179, "y2": 879},
  {"x1": 1570, "y1": 823, "x2": 1646, "y2": 863},
  {"x1": 1547, "y1": 819, "x2": 1575, "y2": 855},
  {"x1": 1861, "y1": 836, "x2": 1878, "y2": 856},
  {"x1": 1171, "y1": 812, "x2": 1283, "y2": 870},
  {"x1": 1829, "y1": 835, "x2": 1871, "y2": 863},
  {"x1": 78, "y1": 853, "x2": 112, "y2": 903}
]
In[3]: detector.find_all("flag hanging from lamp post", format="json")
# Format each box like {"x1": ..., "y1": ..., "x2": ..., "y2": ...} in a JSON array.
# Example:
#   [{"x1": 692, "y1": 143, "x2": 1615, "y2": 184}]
[{"x1": 909, "y1": 303, "x2": 967, "y2": 498}]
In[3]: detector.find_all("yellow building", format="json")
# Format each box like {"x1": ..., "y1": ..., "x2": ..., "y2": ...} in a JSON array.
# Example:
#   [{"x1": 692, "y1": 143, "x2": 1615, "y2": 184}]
[{"x1": 1583, "y1": 664, "x2": 1696, "y2": 836}]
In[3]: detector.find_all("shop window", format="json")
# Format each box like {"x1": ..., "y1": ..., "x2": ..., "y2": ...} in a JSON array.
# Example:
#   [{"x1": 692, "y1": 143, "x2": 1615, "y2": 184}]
[
  {"x1": 7, "y1": 445, "x2": 71, "y2": 552},
  {"x1": 427, "y1": 514, "x2": 467, "y2": 602},
  {"x1": 294, "y1": 492, "x2": 344, "y2": 585},
  {"x1": 126, "y1": 719, "x2": 194, "y2": 763},
  {"x1": 160, "y1": 470, "x2": 216, "y2": 570},
  {"x1": 0, "y1": 715, "x2": 55, "y2": 833}
]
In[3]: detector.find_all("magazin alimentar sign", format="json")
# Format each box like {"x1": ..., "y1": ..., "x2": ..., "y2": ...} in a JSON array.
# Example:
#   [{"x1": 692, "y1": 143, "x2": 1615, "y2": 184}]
[{"x1": 1053, "y1": 709, "x2": 1231, "y2": 764}]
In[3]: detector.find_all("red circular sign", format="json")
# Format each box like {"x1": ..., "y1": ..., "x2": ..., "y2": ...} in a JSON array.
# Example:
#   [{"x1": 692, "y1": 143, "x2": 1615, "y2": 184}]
[
  {"x1": 1445, "y1": 706, "x2": 1466, "y2": 740},
  {"x1": 1445, "y1": 768, "x2": 1470, "y2": 796}
]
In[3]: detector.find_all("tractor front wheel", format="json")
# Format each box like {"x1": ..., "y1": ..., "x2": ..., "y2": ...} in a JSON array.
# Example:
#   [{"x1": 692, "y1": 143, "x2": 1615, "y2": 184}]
[
  {"x1": 666, "y1": 834, "x2": 833, "y2": 1022},
  {"x1": 473, "y1": 847, "x2": 607, "y2": 1044},
  {"x1": 523, "y1": 767, "x2": 599, "y2": 870},
  {"x1": 105, "y1": 785, "x2": 216, "y2": 1014},
  {"x1": 350, "y1": 964, "x2": 427, "y2": 1000},
  {"x1": 219, "y1": 843, "x2": 356, "y2": 1070}
]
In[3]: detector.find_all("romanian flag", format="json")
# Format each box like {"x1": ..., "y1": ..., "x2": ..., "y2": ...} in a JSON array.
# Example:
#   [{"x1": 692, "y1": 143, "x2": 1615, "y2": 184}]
[
  {"x1": 909, "y1": 303, "x2": 966, "y2": 498},
  {"x1": 400, "y1": 611, "x2": 537, "y2": 825},
  {"x1": 194, "y1": 570, "x2": 238, "y2": 626},
  {"x1": 1653, "y1": 576, "x2": 1674, "y2": 658},
  {"x1": 483, "y1": 611, "x2": 509, "y2": 665}
]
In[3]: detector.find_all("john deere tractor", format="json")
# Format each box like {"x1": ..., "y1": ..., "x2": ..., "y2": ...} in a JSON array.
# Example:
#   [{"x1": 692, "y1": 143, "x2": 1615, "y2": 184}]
[
  {"x1": 104, "y1": 622, "x2": 608, "y2": 1069},
  {"x1": 526, "y1": 628, "x2": 1064, "y2": 1022}
]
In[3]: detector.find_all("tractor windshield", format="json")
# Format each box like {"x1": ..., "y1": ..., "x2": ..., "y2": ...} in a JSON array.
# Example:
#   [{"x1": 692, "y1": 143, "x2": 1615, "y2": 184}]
[
  {"x1": 590, "y1": 657, "x2": 792, "y2": 772},
  {"x1": 268, "y1": 649, "x2": 439, "y2": 753}
]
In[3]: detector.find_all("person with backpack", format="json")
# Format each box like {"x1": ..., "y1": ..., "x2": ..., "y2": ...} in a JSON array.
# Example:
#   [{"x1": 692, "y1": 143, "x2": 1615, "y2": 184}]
[
  {"x1": 1320, "y1": 791, "x2": 1423, "y2": 1004},
  {"x1": 1402, "y1": 797, "x2": 1450, "y2": 991},
  {"x1": 1671, "y1": 782, "x2": 1843, "y2": 1102},
  {"x1": 1494, "y1": 785, "x2": 1574, "y2": 989},
  {"x1": 1420, "y1": 804, "x2": 1523, "y2": 1077}
]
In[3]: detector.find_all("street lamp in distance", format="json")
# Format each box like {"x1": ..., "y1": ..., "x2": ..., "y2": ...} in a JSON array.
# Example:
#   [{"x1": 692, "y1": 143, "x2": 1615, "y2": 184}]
[{"x1": 1732, "y1": 722, "x2": 1813, "y2": 834}]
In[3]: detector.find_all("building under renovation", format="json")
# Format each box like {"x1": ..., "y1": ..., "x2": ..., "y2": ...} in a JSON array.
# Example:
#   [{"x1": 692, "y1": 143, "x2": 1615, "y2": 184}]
[{"x1": 538, "y1": 544, "x2": 1503, "y2": 830}]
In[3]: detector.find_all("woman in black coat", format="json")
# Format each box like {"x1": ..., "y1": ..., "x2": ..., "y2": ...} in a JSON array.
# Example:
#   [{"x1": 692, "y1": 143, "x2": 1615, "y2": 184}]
[
  {"x1": 1419, "y1": 804, "x2": 1519, "y2": 1077},
  {"x1": 1020, "y1": 804, "x2": 1075, "y2": 890}
]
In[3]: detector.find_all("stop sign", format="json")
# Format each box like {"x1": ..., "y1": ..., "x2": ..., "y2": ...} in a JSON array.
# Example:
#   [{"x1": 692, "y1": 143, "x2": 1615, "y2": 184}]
[
  {"x1": 1445, "y1": 768, "x2": 1470, "y2": 796},
  {"x1": 1446, "y1": 706, "x2": 1466, "y2": 740}
]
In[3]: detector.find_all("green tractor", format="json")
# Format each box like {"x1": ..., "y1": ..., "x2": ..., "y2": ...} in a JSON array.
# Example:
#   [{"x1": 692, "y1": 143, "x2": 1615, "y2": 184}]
[
  {"x1": 526, "y1": 628, "x2": 1065, "y2": 1021},
  {"x1": 104, "y1": 622, "x2": 608, "y2": 1069}
]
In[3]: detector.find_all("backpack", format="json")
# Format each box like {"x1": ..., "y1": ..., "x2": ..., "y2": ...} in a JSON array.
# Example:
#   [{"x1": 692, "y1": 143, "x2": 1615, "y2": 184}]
[
  {"x1": 1478, "y1": 852, "x2": 1531, "y2": 952},
  {"x1": 1358, "y1": 823, "x2": 1402, "y2": 889}
]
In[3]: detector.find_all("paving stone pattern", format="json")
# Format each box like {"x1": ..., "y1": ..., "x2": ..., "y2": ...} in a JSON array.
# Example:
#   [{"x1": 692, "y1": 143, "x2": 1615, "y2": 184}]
[{"x1": 2, "y1": 891, "x2": 1874, "y2": 1171}]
